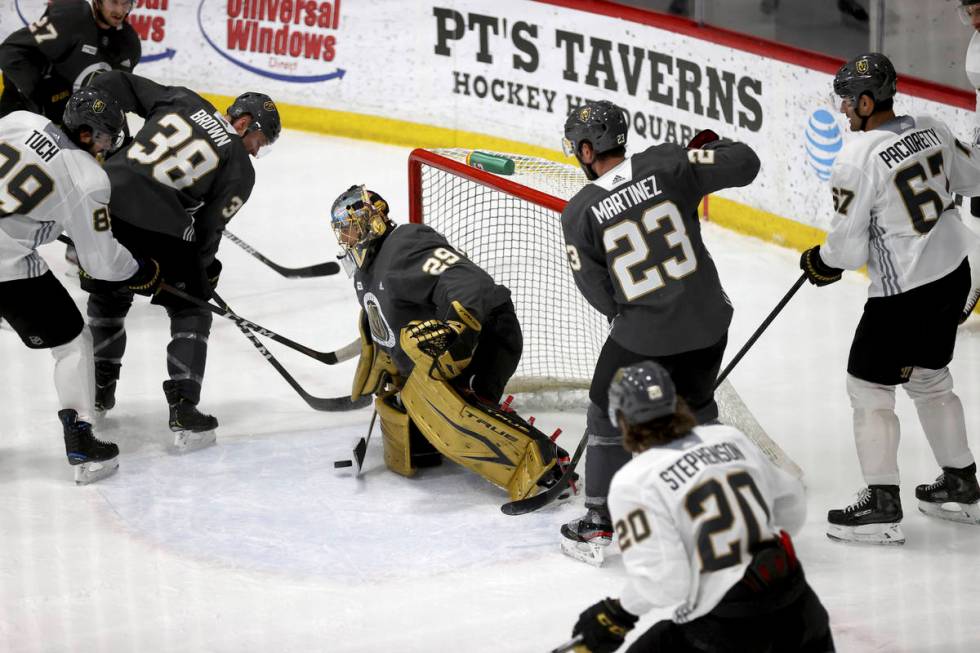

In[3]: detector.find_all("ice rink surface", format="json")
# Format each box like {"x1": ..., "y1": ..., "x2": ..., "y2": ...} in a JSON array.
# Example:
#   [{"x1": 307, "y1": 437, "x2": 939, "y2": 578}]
[{"x1": 2, "y1": 130, "x2": 980, "y2": 653}]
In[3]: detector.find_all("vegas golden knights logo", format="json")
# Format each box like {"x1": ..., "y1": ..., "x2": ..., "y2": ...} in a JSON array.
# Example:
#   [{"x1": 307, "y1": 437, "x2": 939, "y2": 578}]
[
  {"x1": 856, "y1": 58, "x2": 869, "y2": 74},
  {"x1": 579, "y1": 107, "x2": 591, "y2": 121},
  {"x1": 92, "y1": 99, "x2": 106, "y2": 113}
]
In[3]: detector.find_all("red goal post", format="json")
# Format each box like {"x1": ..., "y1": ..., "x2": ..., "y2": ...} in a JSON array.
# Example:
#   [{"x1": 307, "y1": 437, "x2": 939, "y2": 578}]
[{"x1": 407, "y1": 148, "x2": 606, "y2": 393}]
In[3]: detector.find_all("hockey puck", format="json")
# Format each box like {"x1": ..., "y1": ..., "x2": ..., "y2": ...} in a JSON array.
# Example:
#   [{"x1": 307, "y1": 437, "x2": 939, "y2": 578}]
[{"x1": 333, "y1": 459, "x2": 353, "y2": 468}]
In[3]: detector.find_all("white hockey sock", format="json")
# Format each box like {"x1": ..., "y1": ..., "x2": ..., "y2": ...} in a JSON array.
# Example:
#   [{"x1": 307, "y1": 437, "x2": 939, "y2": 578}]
[
  {"x1": 847, "y1": 374, "x2": 901, "y2": 486},
  {"x1": 51, "y1": 328, "x2": 96, "y2": 423},
  {"x1": 906, "y1": 367, "x2": 974, "y2": 470}
]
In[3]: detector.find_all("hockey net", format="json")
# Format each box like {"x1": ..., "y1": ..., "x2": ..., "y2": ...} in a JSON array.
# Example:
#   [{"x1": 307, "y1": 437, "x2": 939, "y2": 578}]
[{"x1": 407, "y1": 148, "x2": 802, "y2": 477}]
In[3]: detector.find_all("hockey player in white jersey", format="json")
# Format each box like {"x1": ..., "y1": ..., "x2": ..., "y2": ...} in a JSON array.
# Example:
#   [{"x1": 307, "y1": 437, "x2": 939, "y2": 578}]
[
  {"x1": 959, "y1": 0, "x2": 980, "y2": 322},
  {"x1": 0, "y1": 87, "x2": 160, "y2": 484},
  {"x1": 563, "y1": 361, "x2": 834, "y2": 653},
  {"x1": 800, "y1": 53, "x2": 980, "y2": 545}
]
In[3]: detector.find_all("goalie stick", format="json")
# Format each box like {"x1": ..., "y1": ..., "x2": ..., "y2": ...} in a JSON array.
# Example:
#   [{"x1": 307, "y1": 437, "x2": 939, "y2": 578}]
[
  {"x1": 222, "y1": 230, "x2": 340, "y2": 278},
  {"x1": 161, "y1": 283, "x2": 359, "y2": 365},
  {"x1": 212, "y1": 291, "x2": 369, "y2": 412}
]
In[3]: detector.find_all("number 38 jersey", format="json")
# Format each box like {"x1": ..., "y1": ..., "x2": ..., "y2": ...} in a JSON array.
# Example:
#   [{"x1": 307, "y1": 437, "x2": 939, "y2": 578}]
[
  {"x1": 353, "y1": 223, "x2": 511, "y2": 376},
  {"x1": 91, "y1": 71, "x2": 255, "y2": 263},
  {"x1": 821, "y1": 115, "x2": 980, "y2": 297},
  {"x1": 608, "y1": 424, "x2": 806, "y2": 623},
  {"x1": 561, "y1": 140, "x2": 760, "y2": 357},
  {"x1": 0, "y1": 110, "x2": 136, "y2": 283}
]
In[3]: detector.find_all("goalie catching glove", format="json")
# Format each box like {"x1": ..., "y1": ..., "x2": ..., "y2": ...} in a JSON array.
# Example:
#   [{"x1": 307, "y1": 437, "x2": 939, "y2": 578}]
[
  {"x1": 405, "y1": 300, "x2": 481, "y2": 381},
  {"x1": 572, "y1": 598, "x2": 638, "y2": 653}
]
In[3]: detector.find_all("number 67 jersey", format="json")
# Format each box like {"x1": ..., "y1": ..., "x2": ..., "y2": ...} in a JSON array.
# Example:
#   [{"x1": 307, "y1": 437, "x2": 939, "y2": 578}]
[
  {"x1": 608, "y1": 424, "x2": 807, "y2": 623},
  {"x1": 821, "y1": 115, "x2": 980, "y2": 297}
]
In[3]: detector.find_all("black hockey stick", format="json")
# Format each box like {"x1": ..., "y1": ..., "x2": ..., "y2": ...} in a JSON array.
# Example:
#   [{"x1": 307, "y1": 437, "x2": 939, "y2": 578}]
[
  {"x1": 212, "y1": 291, "x2": 369, "y2": 412},
  {"x1": 352, "y1": 410, "x2": 377, "y2": 474},
  {"x1": 500, "y1": 432, "x2": 588, "y2": 516},
  {"x1": 714, "y1": 272, "x2": 806, "y2": 389},
  {"x1": 222, "y1": 230, "x2": 341, "y2": 278},
  {"x1": 550, "y1": 636, "x2": 584, "y2": 653},
  {"x1": 161, "y1": 282, "x2": 360, "y2": 365}
]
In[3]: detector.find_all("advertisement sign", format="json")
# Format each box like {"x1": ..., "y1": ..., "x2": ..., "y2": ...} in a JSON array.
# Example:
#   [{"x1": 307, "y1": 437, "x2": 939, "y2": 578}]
[{"x1": 0, "y1": 0, "x2": 973, "y2": 235}]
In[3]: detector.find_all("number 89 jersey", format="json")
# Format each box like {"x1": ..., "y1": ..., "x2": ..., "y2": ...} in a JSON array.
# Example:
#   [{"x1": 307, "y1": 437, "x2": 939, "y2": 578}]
[
  {"x1": 821, "y1": 115, "x2": 980, "y2": 297},
  {"x1": 92, "y1": 72, "x2": 254, "y2": 255},
  {"x1": 608, "y1": 424, "x2": 806, "y2": 623}
]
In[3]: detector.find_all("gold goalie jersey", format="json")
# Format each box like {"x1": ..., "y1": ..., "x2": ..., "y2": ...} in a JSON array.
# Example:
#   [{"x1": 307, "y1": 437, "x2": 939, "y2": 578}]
[{"x1": 820, "y1": 114, "x2": 980, "y2": 297}]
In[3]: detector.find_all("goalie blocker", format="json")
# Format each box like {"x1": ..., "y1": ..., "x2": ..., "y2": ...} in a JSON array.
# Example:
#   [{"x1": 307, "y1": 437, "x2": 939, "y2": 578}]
[{"x1": 351, "y1": 317, "x2": 569, "y2": 502}]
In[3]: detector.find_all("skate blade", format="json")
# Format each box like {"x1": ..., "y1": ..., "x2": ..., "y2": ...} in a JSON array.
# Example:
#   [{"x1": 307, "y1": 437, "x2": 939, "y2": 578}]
[
  {"x1": 73, "y1": 457, "x2": 119, "y2": 485},
  {"x1": 560, "y1": 538, "x2": 608, "y2": 566},
  {"x1": 918, "y1": 500, "x2": 980, "y2": 525},
  {"x1": 826, "y1": 522, "x2": 905, "y2": 546},
  {"x1": 172, "y1": 429, "x2": 216, "y2": 454}
]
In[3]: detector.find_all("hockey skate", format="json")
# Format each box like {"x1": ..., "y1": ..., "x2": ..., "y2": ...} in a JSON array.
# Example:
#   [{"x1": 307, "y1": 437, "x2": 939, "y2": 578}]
[
  {"x1": 164, "y1": 381, "x2": 217, "y2": 453},
  {"x1": 561, "y1": 508, "x2": 613, "y2": 566},
  {"x1": 827, "y1": 486, "x2": 905, "y2": 546},
  {"x1": 59, "y1": 409, "x2": 119, "y2": 485},
  {"x1": 94, "y1": 362, "x2": 120, "y2": 415},
  {"x1": 915, "y1": 464, "x2": 980, "y2": 525}
]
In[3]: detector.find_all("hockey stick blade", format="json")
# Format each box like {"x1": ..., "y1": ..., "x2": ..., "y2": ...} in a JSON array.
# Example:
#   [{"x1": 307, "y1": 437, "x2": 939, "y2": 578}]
[
  {"x1": 212, "y1": 291, "x2": 369, "y2": 412},
  {"x1": 223, "y1": 230, "x2": 340, "y2": 278},
  {"x1": 352, "y1": 410, "x2": 377, "y2": 475},
  {"x1": 501, "y1": 433, "x2": 588, "y2": 516},
  {"x1": 161, "y1": 283, "x2": 358, "y2": 365}
]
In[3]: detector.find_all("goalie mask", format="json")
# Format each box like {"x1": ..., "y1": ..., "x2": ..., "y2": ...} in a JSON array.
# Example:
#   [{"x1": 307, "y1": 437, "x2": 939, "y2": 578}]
[
  {"x1": 331, "y1": 185, "x2": 392, "y2": 273},
  {"x1": 607, "y1": 361, "x2": 677, "y2": 427}
]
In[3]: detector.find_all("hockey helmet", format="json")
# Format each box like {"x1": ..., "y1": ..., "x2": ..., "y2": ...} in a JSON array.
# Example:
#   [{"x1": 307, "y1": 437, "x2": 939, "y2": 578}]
[
  {"x1": 958, "y1": 0, "x2": 980, "y2": 24},
  {"x1": 833, "y1": 53, "x2": 897, "y2": 109},
  {"x1": 227, "y1": 92, "x2": 281, "y2": 148},
  {"x1": 331, "y1": 185, "x2": 392, "y2": 271},
  {"x1": 562, "y1": 100, "x2": 629, "y2": 158},
  {"x1": 607, "y1": 361, "x2": 677, "y2": 427},
  {"x1": 62, "y1": 87, "x2": 126, "y2": 152}
]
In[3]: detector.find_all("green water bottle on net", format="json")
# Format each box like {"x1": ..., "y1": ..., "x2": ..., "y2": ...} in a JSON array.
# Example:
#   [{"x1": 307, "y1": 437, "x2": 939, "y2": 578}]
[{"x1": 466, "y1": 151, "x2": 515, "y2": 175}]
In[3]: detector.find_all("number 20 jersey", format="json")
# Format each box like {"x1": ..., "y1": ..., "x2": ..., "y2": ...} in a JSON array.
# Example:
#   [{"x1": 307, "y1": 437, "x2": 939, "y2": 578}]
[
  {"x1": 608, "y1": 424, "x2": 806, "y2": 623},
  {"x1": 561, "y1": 141, "x2": 760, "y2": 357},
  {"x1": 821, "y1": 115, "x2": 980, "y2": 297}
]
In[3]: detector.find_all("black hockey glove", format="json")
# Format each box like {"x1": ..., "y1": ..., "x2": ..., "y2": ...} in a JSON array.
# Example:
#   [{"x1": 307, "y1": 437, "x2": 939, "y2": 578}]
[
  {"x1": 800, "y1": 246, "x2": 843, "y2": 287},
  {"x1": 206, "y1": 259, "x2": 222, "y2": 290},
  {"x1": 127, "y1": 258, "x2": 162, "y2": 296},
  {"x1": 572, "y1": 598, "x2": 638, "y2": 653}
]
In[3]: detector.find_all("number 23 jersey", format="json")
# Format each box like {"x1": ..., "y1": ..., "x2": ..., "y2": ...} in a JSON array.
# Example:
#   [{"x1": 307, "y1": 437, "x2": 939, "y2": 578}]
[
  {"x1": 821, "y1": 115, "x2": 980, "y2": 297},
  {"x1": 561, "y1": 140, "x2": 759, "y2": 356},
  {"x1": 608, "y1": 424, "x2": 806, "y2": 623}
]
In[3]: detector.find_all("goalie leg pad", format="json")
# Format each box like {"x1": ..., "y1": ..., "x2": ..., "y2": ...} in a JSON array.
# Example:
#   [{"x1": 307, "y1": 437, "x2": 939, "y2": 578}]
[
  {"x1": 399, "y1": 368, "x2": 557, "y2": 500},
  {"x1": 375, "y1": 394, "x2": 417, "y2": 477}
]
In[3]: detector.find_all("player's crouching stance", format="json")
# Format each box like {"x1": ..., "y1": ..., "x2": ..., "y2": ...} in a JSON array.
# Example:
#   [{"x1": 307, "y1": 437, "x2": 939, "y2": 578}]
[
  {"x1": 561, "y1": 362, "x2": 834, "y2": 653},
  {"x1": 331, "y1": 185, "x2": 571, "y2": 503},
  {"x1": 0, "y1": 88, "x2": 160, "y2": 484}
]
